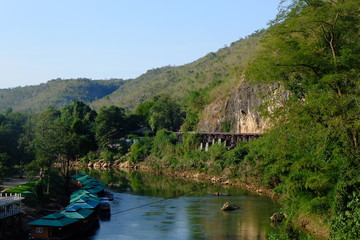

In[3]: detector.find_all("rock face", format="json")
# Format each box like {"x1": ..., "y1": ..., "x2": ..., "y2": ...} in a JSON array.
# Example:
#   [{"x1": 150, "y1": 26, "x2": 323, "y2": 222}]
[
  {"x1": 198, "y1": 80, "x2": 287, "y2": 133},
  {"x1": 221, "y1": 202, "x2": 240, "y2": 211}
]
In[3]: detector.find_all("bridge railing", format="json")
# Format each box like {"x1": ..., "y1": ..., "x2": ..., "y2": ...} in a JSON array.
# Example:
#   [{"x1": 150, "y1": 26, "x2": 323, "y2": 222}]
[{"x1": 0, "y1": 193, "x2": 24, "y2": 220}]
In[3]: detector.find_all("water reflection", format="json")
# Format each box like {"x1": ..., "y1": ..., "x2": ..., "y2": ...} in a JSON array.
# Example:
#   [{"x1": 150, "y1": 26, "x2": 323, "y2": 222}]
[{"x1": 79, "y1": 169, "x2": 280, "y2": 240}]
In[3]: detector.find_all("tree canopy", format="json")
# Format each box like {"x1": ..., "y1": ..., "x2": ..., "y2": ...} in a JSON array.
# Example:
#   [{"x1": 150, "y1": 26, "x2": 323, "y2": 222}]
[
  {"x1": 246, "y1": 0, "x2": 360, "y2": 238},
  {"x1": 95, "y1": 105, "x2": 127, "y2": 150},
  {"x1": 148, "y1": 94, "x2": 183, "y2": 132}
]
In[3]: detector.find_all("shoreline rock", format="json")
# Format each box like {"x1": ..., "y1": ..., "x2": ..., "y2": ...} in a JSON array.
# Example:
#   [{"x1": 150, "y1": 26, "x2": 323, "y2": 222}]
[{"x1": 221, "y1": 202, "x2": 240, "y2": 211}]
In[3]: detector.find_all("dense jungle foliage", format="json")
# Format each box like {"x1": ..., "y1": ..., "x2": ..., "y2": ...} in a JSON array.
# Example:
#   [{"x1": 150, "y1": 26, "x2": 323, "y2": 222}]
[
  {"x1": 245, "y1": 0, "x2": 360, "y2": 239},
  {"x1": 0, "y1": 94, "x2": 185, "y2": 183}
]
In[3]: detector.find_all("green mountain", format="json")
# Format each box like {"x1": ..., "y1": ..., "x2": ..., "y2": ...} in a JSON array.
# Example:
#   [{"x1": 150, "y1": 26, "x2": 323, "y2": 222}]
[
  {"x1": 0, "y1": 78, "x2": 124, "y2": 112},
  {"x1": 91, "y1": 31, "x2": 264, "y2": 111},
  {"x1": 0, "y1": 31, "x2": 264, "y2": 113}
]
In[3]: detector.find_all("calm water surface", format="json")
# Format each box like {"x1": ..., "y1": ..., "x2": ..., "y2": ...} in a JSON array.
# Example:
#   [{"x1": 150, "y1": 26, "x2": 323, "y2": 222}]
[{"x1": 81, "y1": 170, "x2": 280, "y2": 240}]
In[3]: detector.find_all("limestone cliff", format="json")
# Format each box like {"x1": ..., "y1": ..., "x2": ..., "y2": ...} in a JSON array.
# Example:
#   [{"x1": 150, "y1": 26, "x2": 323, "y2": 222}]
[{"x1": 198, "y1": 80, "x2": 286, "y2": 133}]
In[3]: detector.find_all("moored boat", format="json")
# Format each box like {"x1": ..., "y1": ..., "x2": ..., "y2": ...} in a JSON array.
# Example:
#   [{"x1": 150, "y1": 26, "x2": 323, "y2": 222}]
[
  {"x1": 99, "y1": 197, "x2": 110, "y2": 212},
  {"x1": 104, "y1": 190, "x2": 114, "y2": 201}
]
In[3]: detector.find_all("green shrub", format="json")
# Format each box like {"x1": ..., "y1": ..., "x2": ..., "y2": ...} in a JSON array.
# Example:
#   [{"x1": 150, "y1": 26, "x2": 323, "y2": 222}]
[
  {"x1": 220, "y1": 120, "x2": 232, "y2": 132},
  {"x1": 100, "y1": 150, "x2": 115, "y2": 162},
  {"x1": 129, "y1": 137, "x2": 153, "y2": 163},
  {"x1": 151, "y1": 129, "x2": 176, "y2": 158},
  {"x1": 80, "y1": 151, "x2": 97, "y2": 163}
]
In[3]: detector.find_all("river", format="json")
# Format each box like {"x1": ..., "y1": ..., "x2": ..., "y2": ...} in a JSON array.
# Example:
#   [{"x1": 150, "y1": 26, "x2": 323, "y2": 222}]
[{"x1": 80, "y1": 170, "x2": 280, "y2": 240}]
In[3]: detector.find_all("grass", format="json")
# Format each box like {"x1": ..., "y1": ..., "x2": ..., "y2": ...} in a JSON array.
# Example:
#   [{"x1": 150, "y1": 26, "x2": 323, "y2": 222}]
[{"x1": 5, "y1": 180, "x2": 37, "y2": 194}]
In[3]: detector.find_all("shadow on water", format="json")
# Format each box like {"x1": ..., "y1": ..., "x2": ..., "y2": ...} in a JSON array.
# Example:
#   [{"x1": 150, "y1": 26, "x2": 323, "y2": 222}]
[{"x1": 79, "y1": 169, "x2": 281, "y2": 240}]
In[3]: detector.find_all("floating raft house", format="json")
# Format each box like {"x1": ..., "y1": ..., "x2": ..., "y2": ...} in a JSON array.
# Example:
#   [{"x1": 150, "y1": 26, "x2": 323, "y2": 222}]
[
  {"x1": 28, "y1": 213, "x2": 78, "y2": 239},
  {"x1": 28, "y1": 173, "x2": 110, "y2": 240}
]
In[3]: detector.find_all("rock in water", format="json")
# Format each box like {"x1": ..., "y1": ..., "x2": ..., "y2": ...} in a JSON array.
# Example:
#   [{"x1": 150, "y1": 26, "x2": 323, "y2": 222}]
[
  {"x1": 221, "y1": 202, "x2": 240, "y2": 211},
  {"x1": 213, "y1": 192, "x2": 231, "y2": 196}
]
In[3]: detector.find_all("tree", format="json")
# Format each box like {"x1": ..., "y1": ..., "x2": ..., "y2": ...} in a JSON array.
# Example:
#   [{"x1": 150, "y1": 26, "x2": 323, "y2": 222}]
[
  {"x1": 181, "y1": 90, "x2": 209, "y2": 131},
  {"x1": 95, "y1": 106, "x2": 127, "y2": 150},
  {"x1": 148, "y1": 94, "x2": 183, "y2": 132},
  {"x1": 59, "y1": 101, "x2": 97, "y2": 157},
  {"x1": 0, "y1": 153, "x2": 9, "y2": 183},
  {"x1": 245, "y1": 0, "x2": 360, "y2": 238},
  {"x1": 25, "y1": 107, "x2": 64, "y2": 192},
  {"x1": 135, "y1": 101, "x2": 154, "y2": 127},
  {"x1": 25, "y1": 103, "x2": 98, "y2": 193},
  {"x1": 0, "y1": 111, "x2": 30, "y2": 177}
]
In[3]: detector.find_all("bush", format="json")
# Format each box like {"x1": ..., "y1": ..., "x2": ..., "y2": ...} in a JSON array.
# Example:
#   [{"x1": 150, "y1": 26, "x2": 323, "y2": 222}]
[
  {"x1": 100, "y1": 150, "x2": 115, "y2": 163},
  {"x1": 129, "y1": 137, "x2": 153, "y2": 163},
  {"x1": 151, "y1": 129, "x2": 176, "y2": 158},
  {"x1": 80, "y1": 151, "x2": 97, "y2": 163},
  {"x1": 205, "y1": 144, "x2": 227, "y2": 174}
]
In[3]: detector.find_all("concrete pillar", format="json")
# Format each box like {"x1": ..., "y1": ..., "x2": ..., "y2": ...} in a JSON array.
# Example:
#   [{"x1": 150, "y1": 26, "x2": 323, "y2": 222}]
[
  {"x1": 218, "y1": 138, "x2": 222, "y2": 144},
  {"x1": 199, "y1": 142, "x2": 203, "y2": 151},
  {"x1": 205, "y1": 142, "x2": 209, "y2": 152}
]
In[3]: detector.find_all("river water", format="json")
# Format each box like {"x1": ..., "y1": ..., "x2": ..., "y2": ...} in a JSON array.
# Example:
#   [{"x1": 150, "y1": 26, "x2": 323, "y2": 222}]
[{"x1": 80, "y1": 170, "x2": 280, "y2": 240}]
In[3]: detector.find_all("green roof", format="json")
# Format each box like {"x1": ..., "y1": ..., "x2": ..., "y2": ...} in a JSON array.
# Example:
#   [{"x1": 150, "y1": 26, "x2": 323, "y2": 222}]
[
  {"x1": 71, "y1": 189, "x2": 98, "y2": 198},
  {"x1": 61, "y1": 208, "x2": 94, "y2": 219},
  {"x1": 83, "y1": 181, "x2": 106, "y2": 188},
  {"x1": 66, "y1": 198, "x2": 99, "y2": 210},
  {"x1": 77, "y1": 176, "x2": 95, "y2": 185},
  {"x1": 71, "y1": 189, "x2": 91, "y2": 197},
  {"x1": 82, "y1": 183, "x2": 105, "y2": 190},
  {"x1": 82, "y1": 185, "x2": 105, "y2": 194},
  {"x1": 71, "y1": 174, "x2": 106, "y2": 189},
  {"x1": 70, "y1": 172, "x2": 87, "y2": 180},
  {"x1": 70, "y1": 194, "x2": 99, "y2": 204},
  {"x1": 28, "y1": 213, "x2": 78, "y2": 227}
]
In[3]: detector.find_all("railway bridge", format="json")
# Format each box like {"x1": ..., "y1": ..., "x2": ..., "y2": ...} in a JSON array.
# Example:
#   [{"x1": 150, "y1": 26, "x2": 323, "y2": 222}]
[{"x1": 176, "y1": 132, "x2": 262, "y2": 151}]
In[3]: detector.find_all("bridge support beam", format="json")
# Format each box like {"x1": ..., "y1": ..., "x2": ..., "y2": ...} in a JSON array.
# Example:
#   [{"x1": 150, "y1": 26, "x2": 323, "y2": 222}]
[{"x1": 176, "y1": 132, "x2": 261, "y2": 150}]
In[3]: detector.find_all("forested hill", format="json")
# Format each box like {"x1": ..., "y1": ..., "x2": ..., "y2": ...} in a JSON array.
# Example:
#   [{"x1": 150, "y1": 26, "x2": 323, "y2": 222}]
[
  {"x1": 0, "y1": 78, "x2": 124, "y2": 112},
  {"x1": 0, "y1": 31, "x2": 263, "y2": 113},
  {"x1": 91, "y1": 31, "x2": 264, "y2": 111}
]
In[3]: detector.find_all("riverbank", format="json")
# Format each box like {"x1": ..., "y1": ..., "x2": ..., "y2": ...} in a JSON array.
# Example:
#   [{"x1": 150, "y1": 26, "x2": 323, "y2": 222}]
[
  {"x1": 1, "y1": 177, "x2": 31, "y2": 192},
  {"x1": 81, "y1": 160, "x2": 329, "y2": 239},
  {"x1": 84, "y1": 160, "x2": 275, "y2": 197}
]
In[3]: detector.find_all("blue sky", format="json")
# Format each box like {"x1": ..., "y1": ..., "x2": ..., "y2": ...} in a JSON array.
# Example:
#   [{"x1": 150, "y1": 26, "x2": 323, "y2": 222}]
[{"x1": 0, "y1": 0, "x2": 280, "y2": 89}]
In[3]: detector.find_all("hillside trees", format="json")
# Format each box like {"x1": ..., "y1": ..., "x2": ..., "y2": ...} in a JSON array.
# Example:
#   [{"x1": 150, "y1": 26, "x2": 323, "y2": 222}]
[
  {"x1": 135, "y1": 94, "x2": 183, "y2": 132},
  {"x1": 135, "y1": 101, "x2": 154, "y2": 127},
  {"x1": 181, "y1": 90, "x2": 209, "y2": 131},
  {"x1": 26, "y1": 107, "x2": 63, "y2": 184},
  {"x1": 26, "y1": 102, "x2": 98, "y2": 178},
  {"x1": 95, "y1": 106, "x2": 127, "y2": 150},
  {"x1": 60, "y1": 101, "x2": 97, "y2": 157},
  {"x1": 0, "y1": 78, "x2": 124, "y2": 112},
  {"x1": 0, "y1": 110, "x2": 30, "y2": 181},
  {"x1": 148, "y1": 94, "x2": 183, "y2": 132},
  {"x1": 245, "y1": 0, "x2": 360, "y2": 237}
]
